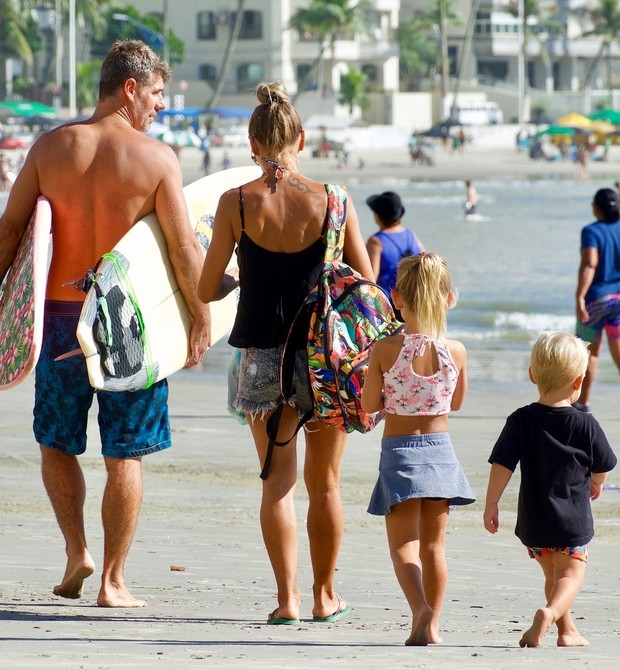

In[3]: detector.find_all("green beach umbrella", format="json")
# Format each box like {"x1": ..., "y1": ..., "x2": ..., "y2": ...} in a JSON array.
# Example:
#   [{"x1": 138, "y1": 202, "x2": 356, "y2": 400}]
[
  {"x1": 588, "y1": 109, "x2": 620, "y2": 125},
  {"x1": 535, "y1": 125, "x2": 577, "y2": 137},
  {"x1": 0, "y1": 100, "x2": 57, "y2": 118}
]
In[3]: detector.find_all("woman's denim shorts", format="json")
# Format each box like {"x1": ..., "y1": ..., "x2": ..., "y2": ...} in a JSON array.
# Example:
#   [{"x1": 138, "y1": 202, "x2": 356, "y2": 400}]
[{"x1": 233, "y1": 347, "x2": 314, "y2": 420}]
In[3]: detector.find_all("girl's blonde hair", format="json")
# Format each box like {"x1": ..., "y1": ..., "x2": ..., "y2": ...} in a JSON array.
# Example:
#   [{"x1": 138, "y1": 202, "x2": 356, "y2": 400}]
[
  {"x1": 248, "y1": 81, "x2": 303, "y2": 154},
  {"x1": 395, "y1": 252, "x2": 455, "y2": 338},
  {"x1": 530, "y1": 331, "x2": 589, "y2": 396}
]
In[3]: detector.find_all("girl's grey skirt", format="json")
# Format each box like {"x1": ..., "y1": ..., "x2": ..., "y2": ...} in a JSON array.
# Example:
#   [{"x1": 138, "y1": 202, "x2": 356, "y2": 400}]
[{"x1": 368, "y1": 432, "x2": 475, "y2": 516}]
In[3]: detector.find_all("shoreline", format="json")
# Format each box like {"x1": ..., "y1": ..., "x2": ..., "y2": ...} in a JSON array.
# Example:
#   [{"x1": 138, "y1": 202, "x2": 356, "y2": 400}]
[{"x1": 179, "y1": 143, "x2": 620, "y2": 186}]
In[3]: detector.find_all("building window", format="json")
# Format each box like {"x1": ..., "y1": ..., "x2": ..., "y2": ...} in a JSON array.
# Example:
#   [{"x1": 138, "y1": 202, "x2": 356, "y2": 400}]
[
  {"x1": 197, "y1": 11, "x2": 216, "y2": 40},
  {"x1": 361, "y1": 64, "x2": 378, "y2": 83},
  {"x1": 237, "y1": 63, "x2": 264, "y2": 92},
  {"x1": 232, "y1": 10, "x2": 263, "y2": 39},
  {"x1": 198, "y1": 64, "x2": 217, "y2": 84},
  {"x1": 477, "y1": 60, "x2": 508, "y2": 83},
  {"x1": 296, "y1": 64, "x2": 317, "y2": 90}
]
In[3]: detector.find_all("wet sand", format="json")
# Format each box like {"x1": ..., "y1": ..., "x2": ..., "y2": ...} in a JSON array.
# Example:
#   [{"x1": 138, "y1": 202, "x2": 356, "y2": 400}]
[{"x1": 1, "y1": 144, "x2": 620, "y2": 668}]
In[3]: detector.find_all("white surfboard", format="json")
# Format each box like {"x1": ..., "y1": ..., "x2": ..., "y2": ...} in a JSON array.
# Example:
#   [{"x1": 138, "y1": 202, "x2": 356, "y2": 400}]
[{"x1": 76, "y1": 165, "x2": 261, "y2": 392}]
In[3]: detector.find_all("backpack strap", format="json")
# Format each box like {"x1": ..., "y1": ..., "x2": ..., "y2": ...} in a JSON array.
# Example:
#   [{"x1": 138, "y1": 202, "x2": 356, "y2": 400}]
[
  {"x1": 323, "y1": 184, "x2": 347, "y2": 263},
  {"x1": 261, "y1": 404, "x2": 313, "y2": 480}
]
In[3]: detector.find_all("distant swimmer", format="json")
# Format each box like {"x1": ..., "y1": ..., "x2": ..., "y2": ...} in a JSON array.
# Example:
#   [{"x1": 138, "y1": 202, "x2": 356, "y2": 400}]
[{"x1": 464, "y1": 180, "x2": 478, "y2": 217}]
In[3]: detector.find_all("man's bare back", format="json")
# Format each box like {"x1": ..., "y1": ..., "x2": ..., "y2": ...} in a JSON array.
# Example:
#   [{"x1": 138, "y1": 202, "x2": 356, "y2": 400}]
[{"x1": 15, "y1": 117, "x2": 183, "y2": 301}]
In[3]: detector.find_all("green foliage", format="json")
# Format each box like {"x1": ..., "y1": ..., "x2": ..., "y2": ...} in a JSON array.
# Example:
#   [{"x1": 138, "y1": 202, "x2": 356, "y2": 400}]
[
  {"x1": 76, "y1": 58, "x2": 102, "y2": 113},
  {"x1": 398, "y1": 12, "x2": 438, "y2": 91},
  {"x1": 288, "y1": 0, "x2": 374, "y2": 99},
  {"x1": 91, "y1": 4, "x2": 184, "y2": 66},
  {"x1": 0, "y1": 0, "x2": 35, "y2": 63},
  {"x1": 338, "y1": 66, "x2": 368, "y2": 113}
]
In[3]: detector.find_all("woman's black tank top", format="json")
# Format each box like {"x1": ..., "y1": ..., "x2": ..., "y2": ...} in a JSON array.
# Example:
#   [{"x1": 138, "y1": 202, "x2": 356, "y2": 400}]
[{"x1": 228, "y1": 185, "x2": 326, "y2": 349}]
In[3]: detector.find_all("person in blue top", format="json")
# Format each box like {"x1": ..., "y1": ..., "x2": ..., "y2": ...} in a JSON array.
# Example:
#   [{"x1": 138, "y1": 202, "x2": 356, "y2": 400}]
[
  {"x1": 574, "y1": 187, "x2": 620, "y2": 411},
  {"x1": 365, "y1": 191, "x2": 424, "y2": 315}
]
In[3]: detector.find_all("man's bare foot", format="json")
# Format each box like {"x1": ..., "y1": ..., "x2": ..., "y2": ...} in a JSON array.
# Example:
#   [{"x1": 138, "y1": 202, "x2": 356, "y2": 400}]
[
  {"x1": 97, "y1": 583, "x2": 147, "y2": 608},
  {"x1": 53, "y1": 554, "x2": 96, "y2": 599},
  {"x1": 405, "y1": 607, "x2": 433, "y2": 646},
  {"x1": 519, "y1": 607, "x2": 554, "y2": 647},
  {"x1": 557, "y1": 631, "x2": 589, "y2": 647}
]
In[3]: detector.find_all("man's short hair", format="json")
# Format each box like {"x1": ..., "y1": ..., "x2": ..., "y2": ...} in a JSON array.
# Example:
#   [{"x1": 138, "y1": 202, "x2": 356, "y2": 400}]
[
  {"x1": 99, "y1": 40, "x2": 170, "y2": 99},
  {"x1": 530, "y1": 331, "x2": 589, "y2": 396}
]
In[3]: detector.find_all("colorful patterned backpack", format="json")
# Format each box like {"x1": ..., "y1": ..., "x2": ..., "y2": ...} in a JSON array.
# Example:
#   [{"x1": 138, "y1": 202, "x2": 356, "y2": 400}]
[{"x1": 262, "y1": 184, "x2": 402, "y2": 478}]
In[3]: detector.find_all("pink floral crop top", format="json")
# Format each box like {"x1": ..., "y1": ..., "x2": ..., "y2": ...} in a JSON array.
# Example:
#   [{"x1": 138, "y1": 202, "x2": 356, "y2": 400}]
[{"x1": 382, "y1": 333, "x2": 459, "y2": 416}]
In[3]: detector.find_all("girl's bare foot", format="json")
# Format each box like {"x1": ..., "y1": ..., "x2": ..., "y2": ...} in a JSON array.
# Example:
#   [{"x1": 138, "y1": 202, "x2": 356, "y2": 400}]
[
  {"x1": 557, "y1": 631, "x2": 589, "y2": 647},
  {"x1": 53, "y1": 553, "x2": 96, "y2": 599},
  {"x1": 405, "y1": 607, "x2": 433, "y2": 646},
  {"x1": 427, "y1": 629, "x2": 443, "y2": 644},
  {"x1": 519, "y1": 607, "x2": 554, "y2": 647}
]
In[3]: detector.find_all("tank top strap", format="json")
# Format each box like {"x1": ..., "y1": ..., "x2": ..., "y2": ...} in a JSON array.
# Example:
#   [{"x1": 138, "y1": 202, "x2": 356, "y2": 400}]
[{"x1": 238, "y1": 185, "x2": 245, "y2": 232}]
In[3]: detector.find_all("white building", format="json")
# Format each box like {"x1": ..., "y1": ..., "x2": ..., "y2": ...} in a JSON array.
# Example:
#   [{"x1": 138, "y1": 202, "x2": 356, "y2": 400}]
[{"x1": 129, "y1": 0, "x2": 402, "y2": 123}]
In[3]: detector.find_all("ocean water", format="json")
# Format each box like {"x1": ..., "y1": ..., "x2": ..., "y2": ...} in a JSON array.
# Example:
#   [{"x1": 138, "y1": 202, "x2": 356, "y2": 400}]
[
  {"x1": 3, "y1": 176, "x2": 618, "y2": 385},
  {"x1": 346, "y1": 175, "x2": 614, "y2": 384}
]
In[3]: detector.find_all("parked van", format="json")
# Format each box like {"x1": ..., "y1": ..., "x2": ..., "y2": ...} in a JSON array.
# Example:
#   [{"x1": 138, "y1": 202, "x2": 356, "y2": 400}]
[{"x1": 448, "y1": 101, "x2": 504, "y2": 125}]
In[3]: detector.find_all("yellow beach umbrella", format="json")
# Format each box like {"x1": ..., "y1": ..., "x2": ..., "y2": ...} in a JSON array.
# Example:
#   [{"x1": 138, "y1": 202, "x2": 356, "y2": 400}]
[{"x1": 556, "y1": 112, "x2": 593, "y2": 129}]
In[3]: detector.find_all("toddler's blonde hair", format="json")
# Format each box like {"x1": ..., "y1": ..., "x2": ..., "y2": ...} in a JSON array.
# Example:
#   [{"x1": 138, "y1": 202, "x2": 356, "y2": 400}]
[
  {"x1": 530, "y1": 331, "x2": 589, "y2": 396},
  {"x1": 395, "y1": 252, "x2": 455, "y2": 339}
]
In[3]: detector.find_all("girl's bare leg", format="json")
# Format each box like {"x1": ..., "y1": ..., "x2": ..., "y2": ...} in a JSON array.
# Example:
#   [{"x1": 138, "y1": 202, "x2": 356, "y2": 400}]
[
  {"x1": 419, "y1": 499, "x2": 450, "y2": 643},
  {"x1": 385, "y1": 498, "x2": 433, "y2": 646}
]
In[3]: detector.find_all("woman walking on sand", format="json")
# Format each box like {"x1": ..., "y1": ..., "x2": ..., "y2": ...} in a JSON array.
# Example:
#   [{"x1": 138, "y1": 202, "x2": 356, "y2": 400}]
[
  {"x1": 574, "y1": 187, "x2": 620, "y2": 411},
  {"x1": 198, "y1": 81, "x2": 373, "y2": 625}
]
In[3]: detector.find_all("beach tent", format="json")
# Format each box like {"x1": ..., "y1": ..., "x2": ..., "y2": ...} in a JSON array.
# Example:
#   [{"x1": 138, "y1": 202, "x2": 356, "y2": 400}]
[
  {"x1": 416, "y1": 123, "x2": 451, "y2": 139},
  {"x1": 0, "y1": 100, "x2": 56, "y2": 117}
]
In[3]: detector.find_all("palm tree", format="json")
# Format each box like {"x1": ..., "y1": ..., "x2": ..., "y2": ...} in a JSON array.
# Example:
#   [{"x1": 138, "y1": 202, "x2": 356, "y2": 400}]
[
  {"x1": 0, "y1": 0, "x2": 35, "y2": 95},
  {"x1": 580, "y1": 0, "x2": 620, "y2": 93},
  {"x1": 288, "y1": 0, "x2": 374, "y2": 103},
  {"x1": 507, "y1": 0, "x2": 565, "y2": 94},
  {"x1": 397, "y1": 13, "x2": 437, "y2": 91},
  {"x1": 206, "y1": 0, "x2": 245, "y2": 109},
  {"x1": 337, "y1": 65, "x2": 367, "y2": 113}
]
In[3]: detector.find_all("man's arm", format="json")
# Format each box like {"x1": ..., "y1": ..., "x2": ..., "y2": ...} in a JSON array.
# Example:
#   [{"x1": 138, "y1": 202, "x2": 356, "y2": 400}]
[{"x1": 154, "y1": 155, "x2": 211, "y2": 367}]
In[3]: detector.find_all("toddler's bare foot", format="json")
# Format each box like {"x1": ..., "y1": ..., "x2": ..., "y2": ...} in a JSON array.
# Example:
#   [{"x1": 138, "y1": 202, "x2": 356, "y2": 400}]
[
  {"x1": 405, "y1": 607, "x2": 433, "y2": 646},
  {"x1": 519, "y1": 607, "x2": 553, "y2": 647},
  {"x1": 557, "y1": 631, "x2": 589, "y2": 647},
  {"x1": 97, "y1": 583, "x2": 146, "y2": 608},
  {"x1": 53, "y1": 553, "x2": 96, "y2": 599}
]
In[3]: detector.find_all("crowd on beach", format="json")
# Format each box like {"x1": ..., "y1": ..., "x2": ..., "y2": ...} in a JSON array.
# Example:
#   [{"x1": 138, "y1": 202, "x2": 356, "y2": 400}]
[{"x1": 0, "y1": 39, "x2": 619, "y2": 651}]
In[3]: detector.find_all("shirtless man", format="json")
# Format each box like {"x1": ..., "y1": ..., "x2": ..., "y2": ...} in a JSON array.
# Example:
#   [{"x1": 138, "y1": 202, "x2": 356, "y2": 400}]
[{"x1": 0, "y1": 41, "x2": 210, "y2": 608}]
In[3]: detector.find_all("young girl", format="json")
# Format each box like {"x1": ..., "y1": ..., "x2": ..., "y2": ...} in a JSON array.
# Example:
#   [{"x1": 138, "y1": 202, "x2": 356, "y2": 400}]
[{"x1": 362, "y1": 252, "x2": 475, "y2": 646}]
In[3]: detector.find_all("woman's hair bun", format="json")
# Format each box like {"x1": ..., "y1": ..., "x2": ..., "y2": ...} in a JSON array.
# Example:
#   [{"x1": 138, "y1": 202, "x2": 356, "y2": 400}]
[{"x1": 255, "y1": 81, "x2": 290, "y2": 106}]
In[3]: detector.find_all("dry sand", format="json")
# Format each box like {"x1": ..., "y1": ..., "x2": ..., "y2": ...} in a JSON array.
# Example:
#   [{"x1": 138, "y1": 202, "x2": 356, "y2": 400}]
[{"x1": 1, "y1": 145, "x2": 620, "y2": 668}]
